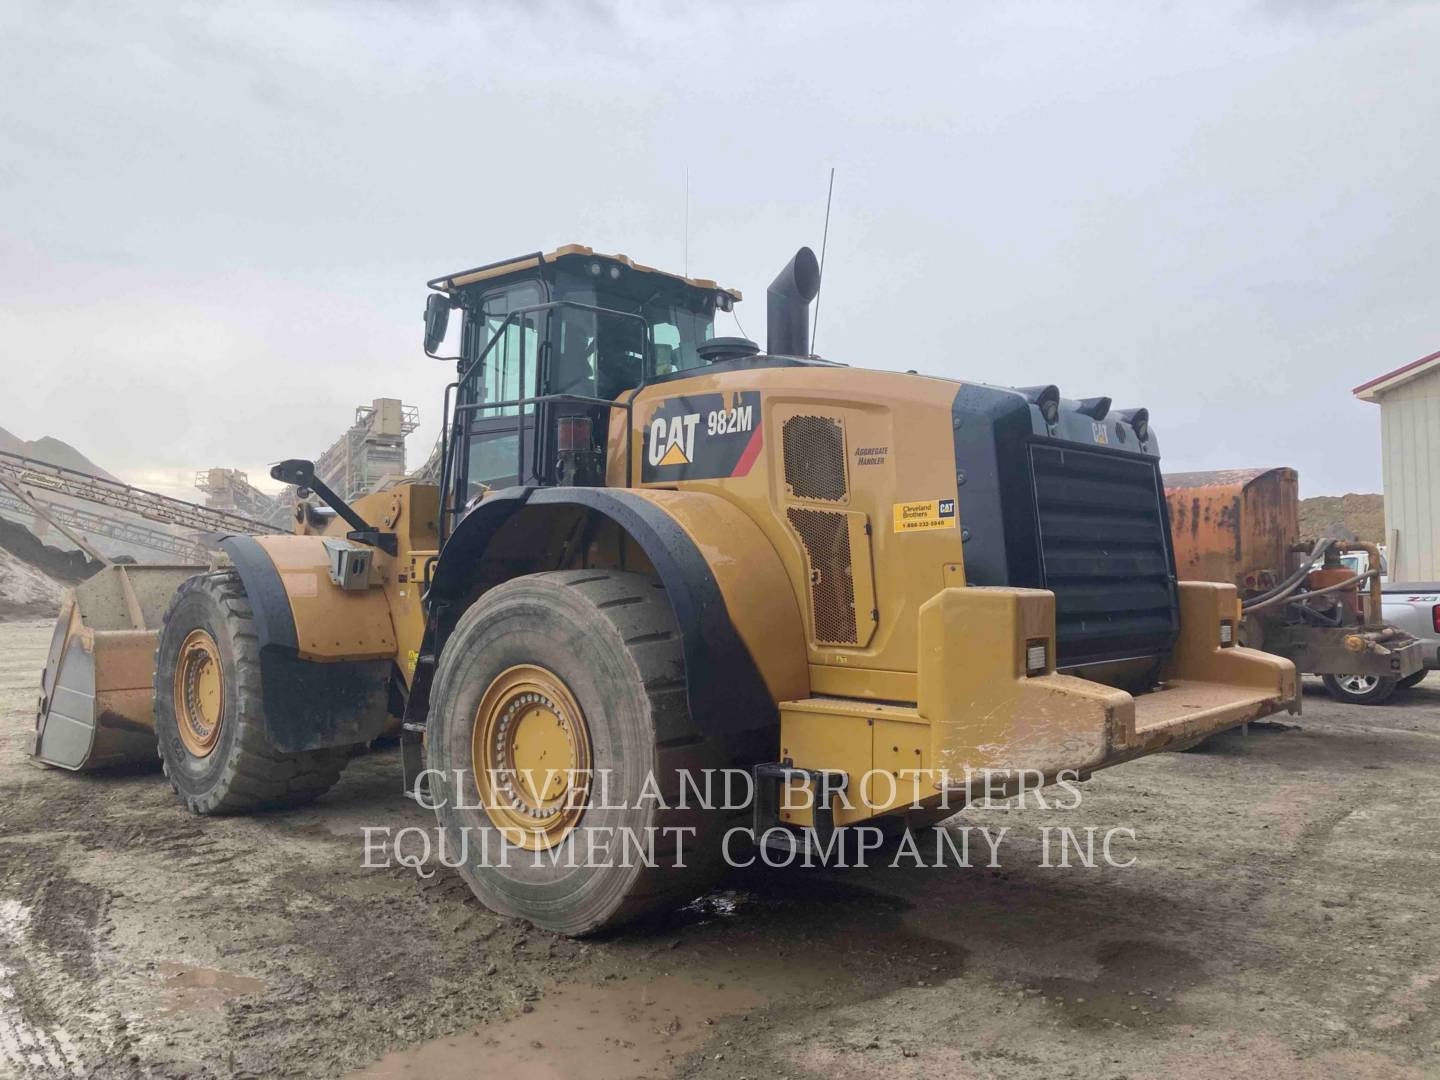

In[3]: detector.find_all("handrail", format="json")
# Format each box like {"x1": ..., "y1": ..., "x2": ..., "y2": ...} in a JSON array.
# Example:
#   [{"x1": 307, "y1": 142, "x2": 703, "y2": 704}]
[{"x1": 437, "y1": 299, "x2": 653, "y2": 545}]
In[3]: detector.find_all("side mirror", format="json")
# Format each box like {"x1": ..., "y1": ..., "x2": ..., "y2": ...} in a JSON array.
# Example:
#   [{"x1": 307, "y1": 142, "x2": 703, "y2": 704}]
[
  {"x1": 424, "y1": 293, "x2": 451, "y2": 355},
  {"x1": 270, "y1": 459, "x2": 317, "y2": 488}
]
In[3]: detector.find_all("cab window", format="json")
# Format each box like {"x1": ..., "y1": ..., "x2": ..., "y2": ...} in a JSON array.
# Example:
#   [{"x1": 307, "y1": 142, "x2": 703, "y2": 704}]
[
  {"x1": 650, "y1": 304, "x2": 715, "y2": 375},
  {"x1": 585, "y1": 291, "x2": 714, "y2": 385},
  {"x1": 478, "y1": 283, "x2": 543, "y2": 415},
  {"x1": 544, "y1": 303, "x2": 651, "y2": 401},
  {"x1": 464, "y1": 282, "x2": 543, "y2": 494}
]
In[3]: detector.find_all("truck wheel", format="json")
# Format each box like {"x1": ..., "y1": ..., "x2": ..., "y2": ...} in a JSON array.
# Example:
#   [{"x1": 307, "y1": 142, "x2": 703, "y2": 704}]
[
  {"x1": 1320, "y1": 673, "x2": 1398, "y2": 706},
  {"x1": 153, "y1": 570, "x2": 351, "y2": 814},
  {"x1": 1397, "y1": 670, "x2": 1429, "y2": 690},
  {"x1": 427, "y1": 570, "x2": 732, "y2": 936}
]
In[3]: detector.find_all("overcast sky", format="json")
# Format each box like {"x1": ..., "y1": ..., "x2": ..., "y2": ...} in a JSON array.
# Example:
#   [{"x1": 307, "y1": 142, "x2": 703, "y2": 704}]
[{"x1": 1, "y1": 0, "x2": 1434, "y2": 501}]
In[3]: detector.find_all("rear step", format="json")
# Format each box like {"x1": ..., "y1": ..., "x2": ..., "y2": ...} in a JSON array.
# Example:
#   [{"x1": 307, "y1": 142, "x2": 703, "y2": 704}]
[{"x1": 1130, "y1": 679, "x2": 1285, "y2": 746}]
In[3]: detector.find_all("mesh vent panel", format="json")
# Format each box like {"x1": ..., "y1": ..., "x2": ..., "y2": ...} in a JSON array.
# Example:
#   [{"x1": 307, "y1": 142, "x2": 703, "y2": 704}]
[
  {"x1": 782, "y1": 415, "x2": 847, "y2": 501},
  {"x1": 787, "y1": 507, "x2": 858, "y2": 644}
]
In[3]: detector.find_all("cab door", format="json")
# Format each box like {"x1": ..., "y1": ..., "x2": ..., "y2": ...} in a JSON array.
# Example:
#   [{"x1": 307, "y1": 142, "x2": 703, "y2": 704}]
[{"x1": 460, "y1": 281, "x2": 544, "y2": 495}]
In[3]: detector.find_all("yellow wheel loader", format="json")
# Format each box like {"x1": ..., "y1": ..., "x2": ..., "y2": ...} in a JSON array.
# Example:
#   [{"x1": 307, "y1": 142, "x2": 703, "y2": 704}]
[{"x1": 32, "y1": 243, "x2": 1296, "y2": 934}]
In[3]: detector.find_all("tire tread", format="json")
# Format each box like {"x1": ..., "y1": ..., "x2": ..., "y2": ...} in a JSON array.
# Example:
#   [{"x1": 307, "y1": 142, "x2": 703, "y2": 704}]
[
  {"x1": 432, "y1": 569, "x2": 735, "y2": 933},
  {"x1": 155, "y1": 569, "x2": 350, "y2": 815}
]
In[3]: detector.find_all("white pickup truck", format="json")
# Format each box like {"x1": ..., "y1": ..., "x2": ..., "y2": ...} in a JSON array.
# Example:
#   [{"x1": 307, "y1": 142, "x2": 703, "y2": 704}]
[
  {"x1": 1304, "y1": 547, "x2": 1430, "y2": 697},
  {"x1": 1291, "y1": 546, "x2": 1427, "y2": 703},
  {"x1": 1327, "y1": 548, "x2": 1436, "y2": 681},
  {"x1": 1381, "y1": 585, "x2": 1439, "y2": 685}
]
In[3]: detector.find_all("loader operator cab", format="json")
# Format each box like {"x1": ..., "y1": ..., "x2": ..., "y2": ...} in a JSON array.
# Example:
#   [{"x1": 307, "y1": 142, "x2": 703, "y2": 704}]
[{"x1": 424, "y1": 245, "x2": 741, "y2": 512}]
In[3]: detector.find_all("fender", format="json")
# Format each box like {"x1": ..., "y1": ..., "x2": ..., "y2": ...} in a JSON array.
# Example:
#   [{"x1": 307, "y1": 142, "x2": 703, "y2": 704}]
[
  {"x1": 427, "y1": 486, "x2": 809, "y2": 747},
  {"x1": 425, "y1": 486, "x2": 533, "y2": 605},
  {"x1": 219, "y1": 535, "x2": 393, "y2": 753}
]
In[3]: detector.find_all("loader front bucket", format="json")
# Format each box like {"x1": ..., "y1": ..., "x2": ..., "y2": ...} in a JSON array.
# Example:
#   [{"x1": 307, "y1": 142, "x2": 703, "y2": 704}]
[{"x1": 30, "y1": 564, "x2": 207, "y2": 770}]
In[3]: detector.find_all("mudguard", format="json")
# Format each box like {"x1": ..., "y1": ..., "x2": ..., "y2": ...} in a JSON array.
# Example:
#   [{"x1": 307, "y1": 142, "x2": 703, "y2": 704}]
[{"x1": 219, "y1": 535, "x2": 394, "y2": 753}]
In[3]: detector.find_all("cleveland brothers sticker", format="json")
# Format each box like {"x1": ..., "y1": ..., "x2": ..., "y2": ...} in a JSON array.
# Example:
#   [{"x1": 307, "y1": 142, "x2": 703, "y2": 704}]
[{"x1": 893, "y1": 498, "x2": 957, "y2": 532}]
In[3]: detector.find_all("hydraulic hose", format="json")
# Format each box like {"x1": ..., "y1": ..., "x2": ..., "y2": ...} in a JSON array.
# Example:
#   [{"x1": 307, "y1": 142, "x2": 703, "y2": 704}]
[
  {"x1": 1296, "y1": 601, "x2": 1343, "y2": 628},
  {"x1": 1244, "y1": 569, "x2": 1377, "y2": 615},
  {"x1": 1241, "y1": 537, "x2": 1333, "y2": 612}
]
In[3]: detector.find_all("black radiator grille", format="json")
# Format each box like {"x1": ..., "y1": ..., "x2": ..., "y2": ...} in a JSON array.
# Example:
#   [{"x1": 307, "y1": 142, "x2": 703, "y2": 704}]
[{"x1": 1028, "y1": 443, "x2": 1179, "y2": 667}]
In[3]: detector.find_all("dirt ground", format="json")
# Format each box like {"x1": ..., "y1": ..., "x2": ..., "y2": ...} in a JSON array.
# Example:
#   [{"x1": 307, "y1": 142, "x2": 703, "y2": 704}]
[{"x1": 2, "y1": 614, "x2": 1438, "y2": 1079}]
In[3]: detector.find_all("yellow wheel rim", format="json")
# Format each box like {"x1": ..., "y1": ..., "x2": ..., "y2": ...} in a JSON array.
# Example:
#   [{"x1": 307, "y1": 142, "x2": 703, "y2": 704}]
[
  {"x1": 472, "y1": 664, "x2": 592, "y2": 851},
  {"x1": 174, "y1": 629, "x2": 224, "y2": 758}
]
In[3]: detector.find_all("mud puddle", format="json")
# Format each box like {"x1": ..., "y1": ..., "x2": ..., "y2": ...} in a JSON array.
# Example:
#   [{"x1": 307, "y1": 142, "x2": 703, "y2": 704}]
[
  {"x1": 350, "y1": 875, "x2": 965, "y2": 1080},
  {"x1": 1032, "y1": 938, "x2": 1204, "y2": 1029},
  {"x1": 154, "y1": 962, "x2": 267, "y2": 1015},
  {"x1": 349, "y1": 973, "x2": 765, "y2": 1079}
]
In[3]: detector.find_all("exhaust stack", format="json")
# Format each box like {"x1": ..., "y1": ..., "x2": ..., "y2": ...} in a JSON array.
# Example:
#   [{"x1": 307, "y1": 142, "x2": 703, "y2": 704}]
[{"x1": 766, "y1": 246, "x2": 821, "y2": 356}]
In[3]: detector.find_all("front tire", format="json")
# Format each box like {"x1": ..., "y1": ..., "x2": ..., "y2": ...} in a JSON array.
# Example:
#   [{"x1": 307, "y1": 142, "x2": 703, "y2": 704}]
[
  {"x1": 427, "y1": 570, "x2": 733, "y2": 935},
  {"x1": 1321, "y1": 672, "x2": 1398, "y2": 706},
  {"x1": 153, "y1": 570, "x2": 351, "y2": 814}
]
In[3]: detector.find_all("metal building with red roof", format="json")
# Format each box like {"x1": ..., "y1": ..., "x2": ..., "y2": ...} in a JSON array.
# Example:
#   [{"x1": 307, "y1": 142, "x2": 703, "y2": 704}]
[{"x1": 1353, "y1": 349, "x2": 1440, "y2": 582}]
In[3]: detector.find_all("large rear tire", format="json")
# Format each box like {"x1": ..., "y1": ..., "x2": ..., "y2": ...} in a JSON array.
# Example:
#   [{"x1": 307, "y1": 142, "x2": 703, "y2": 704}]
[
  {"x1": 153, "y1": 570, "x2": 351, "y2": 814},
  {"x1": 427, "y1": 570, "x2": 734, "y2": 936},
  {"x1": 1320, "y1": 672, "x2": 1398, "y2": 706},
  {"x1": 1397, "y1": 670, "x2": 1429, "y2": 690}
]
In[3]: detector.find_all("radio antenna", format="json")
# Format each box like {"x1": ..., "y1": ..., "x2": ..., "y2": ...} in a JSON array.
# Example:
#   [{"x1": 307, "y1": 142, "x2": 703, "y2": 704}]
[
  {"x1": 684, "y1": 167, "x2": 690, "y2": 277},
  {"x1": 810, "y1": 167, "x2": 835, "y2": 355}
]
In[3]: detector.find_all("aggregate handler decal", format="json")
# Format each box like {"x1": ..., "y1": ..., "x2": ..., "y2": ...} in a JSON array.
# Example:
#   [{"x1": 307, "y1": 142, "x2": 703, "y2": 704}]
[
  {"x1": 892, "y1": 498, "x2": 957, "y2": 533},
  {"x1": 642, "y1": 391, "x2": 763, "y2": 482}
]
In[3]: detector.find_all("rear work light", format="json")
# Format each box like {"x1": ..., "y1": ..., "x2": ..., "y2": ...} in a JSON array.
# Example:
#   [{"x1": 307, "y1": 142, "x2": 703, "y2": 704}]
[
  {"x1": 556, "y1": 415, "x2": 592, "y2": 452},
  {"x1": 1025, "y1": 639, "x2": 1049, "y2": 676},
  {"x1": 1219, "y1": 620, "x2": 1235, "y2": 647}
]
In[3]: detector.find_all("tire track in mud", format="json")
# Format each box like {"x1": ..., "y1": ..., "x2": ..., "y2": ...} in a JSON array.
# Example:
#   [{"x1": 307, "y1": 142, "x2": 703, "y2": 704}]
[
  {"x1": 0, "y1": 621, "x2": 92, "y2": 1075},
  {"x1": 0, "y1": 618, "x2": 201, "y2": 1077},
  {"x1": 0, "y1": 622, "x2": 48, "y2": 769},
  {"x1": 0, "y1": 889, "x2": 93, "y2": 1076}
]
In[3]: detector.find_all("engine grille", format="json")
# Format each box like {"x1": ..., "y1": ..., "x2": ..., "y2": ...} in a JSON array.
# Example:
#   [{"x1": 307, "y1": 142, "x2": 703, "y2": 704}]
[
  {"x1": 787, "y1": 506, "x2": 859, "y2": 645},
  {"x1": 1028, "y1": 443, "x2": 1179, "y2": 667},
  {"x1": 782, "y1": 415, "x2": 847, "y2": 501}
]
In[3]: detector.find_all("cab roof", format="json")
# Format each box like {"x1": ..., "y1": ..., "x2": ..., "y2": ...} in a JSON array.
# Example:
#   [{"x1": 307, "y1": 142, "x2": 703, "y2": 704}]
[{"x1": 427, "y1": 243, "x2": 743, "y2": 301}]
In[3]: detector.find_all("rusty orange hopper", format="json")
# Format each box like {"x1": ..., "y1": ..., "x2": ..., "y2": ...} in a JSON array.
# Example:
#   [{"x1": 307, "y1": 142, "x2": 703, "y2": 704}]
[{"x1": 1164, "y1": 467, "x2": 1299, "y2": 593}]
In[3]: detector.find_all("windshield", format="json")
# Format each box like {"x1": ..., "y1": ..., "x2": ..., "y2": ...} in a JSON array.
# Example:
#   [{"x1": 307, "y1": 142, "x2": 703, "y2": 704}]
[
  {"x1": 641, "y1": 300, "x2": 715, "y2": 376},
  {"x1": 591, "y1": 290, "x2": 716, "y2": 384},
  {"x1": 544, "y1": 286, "x2": 717, "y2": 402}
]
